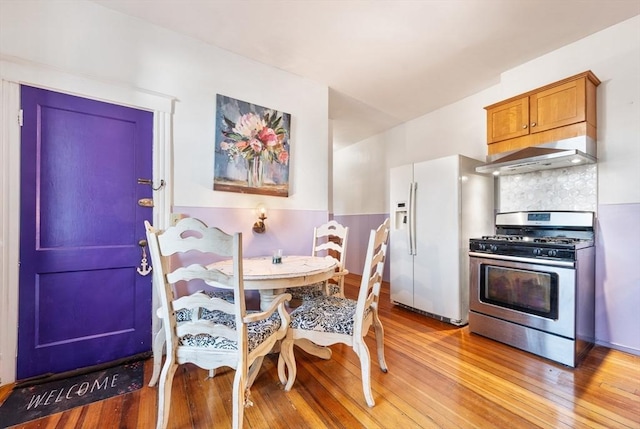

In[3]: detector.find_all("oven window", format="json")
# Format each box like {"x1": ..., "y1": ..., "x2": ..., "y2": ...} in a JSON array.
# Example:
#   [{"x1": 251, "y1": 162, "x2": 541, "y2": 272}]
[{"x1": 480, "y1": 265, "x2": 559, "y2": 319}]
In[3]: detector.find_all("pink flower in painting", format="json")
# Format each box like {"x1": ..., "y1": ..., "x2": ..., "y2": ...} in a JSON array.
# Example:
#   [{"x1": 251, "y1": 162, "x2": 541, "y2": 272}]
[
  {"x1": 278, "y1": 150, "x2": 289, "y2": 165},
  {"x1": 221, "y1": 111, "x2": 289, "y2": 165},
  {"x1": 249, "y1": 138, "x2": 263, "y2": 153},
  {"x1": 258, "y1": 127, "x2": 278, "y2": 147}
]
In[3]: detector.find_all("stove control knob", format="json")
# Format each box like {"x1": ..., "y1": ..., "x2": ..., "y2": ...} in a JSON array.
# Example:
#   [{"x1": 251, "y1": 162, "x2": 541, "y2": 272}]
[
  {"x1": 533, "y1": 248, "x2": 542, "y2": 256},
  {"x1": 489, "y1": 245, "x2": 498, "y2": 252},
  {"x1": 547, "y1": 249, "x2": 557, "y2": 257},
  {"x1": 478, "y1": 243, "x2": 486, "y2": 251}
]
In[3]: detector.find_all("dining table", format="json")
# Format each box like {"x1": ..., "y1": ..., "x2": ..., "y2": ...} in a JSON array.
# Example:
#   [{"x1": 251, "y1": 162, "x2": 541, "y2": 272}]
[{"x1": 207, "y1": 254, "x2": 338, "y2": 359}]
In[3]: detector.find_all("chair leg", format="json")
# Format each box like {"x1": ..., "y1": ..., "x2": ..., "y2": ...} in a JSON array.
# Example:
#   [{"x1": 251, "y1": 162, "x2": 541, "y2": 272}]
[
  {"x1": 353, "y1": 340, "x2": 375, "y2": 407},
  {"x1": 372, "y1": 311, "x2": 388, "y2": 372},
  {"x1": 246, "y1": 355, "x2": 265, "y2": 388},
  {"x1": 156, "y1": 359, "x2": 178, "y2": 429},
  {"x1": 232, "y1": 367, "x2": 247, "y2": 429},
  {"x1": 148, "y1": 328, "x2": 166, "y2": 387},
  {"x1": 336, "y1": 276, "x2": 345, "y2": 298},
  {"x1": 278, "y1": 337, "x2": 297, "y2": 391},
  {"x1": 276, "y1": 352, "x2": 287, "y2": 385}
]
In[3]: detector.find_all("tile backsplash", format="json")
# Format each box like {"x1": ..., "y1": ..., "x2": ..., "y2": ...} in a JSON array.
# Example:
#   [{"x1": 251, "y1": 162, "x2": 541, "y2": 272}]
[{"x1": 499, "y1": 164, "x2": 597, "y2": 213}]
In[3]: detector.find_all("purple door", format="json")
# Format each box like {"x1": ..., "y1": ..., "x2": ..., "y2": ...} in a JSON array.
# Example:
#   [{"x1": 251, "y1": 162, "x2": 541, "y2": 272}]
[{"x1": 18, "y1": 85, "x2": 153, "y2": 380}]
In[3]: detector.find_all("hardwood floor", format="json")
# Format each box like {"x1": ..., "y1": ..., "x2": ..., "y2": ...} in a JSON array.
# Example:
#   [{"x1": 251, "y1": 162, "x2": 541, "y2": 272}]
[{"x1": 2, "y1": 274, "x2": 638, "y2": 428}]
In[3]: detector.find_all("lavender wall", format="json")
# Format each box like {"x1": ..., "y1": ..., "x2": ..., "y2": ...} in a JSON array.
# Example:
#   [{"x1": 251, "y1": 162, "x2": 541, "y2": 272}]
[
  {"x1": 173, "y1": 206, "x2": 329, "y2": 259},
  {"x1": 170, "y1": 210, "x2": 392, "y2": 284},
  {"x1": 595, "y1": 203, "x2": 640, "y2": 354},
  {"x1": 170, "y1": 207, "x2": 330, "y2": 304}
]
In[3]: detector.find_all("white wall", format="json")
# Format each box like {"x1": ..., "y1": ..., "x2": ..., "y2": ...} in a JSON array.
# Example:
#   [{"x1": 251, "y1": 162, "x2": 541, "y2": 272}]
[
  {"x1": 335, "y1": 15, "x2": 640, "y2": 212},
  {"x1": 334, "y1": 15, "x2": 640, "y2": 354},
  {"x1": 333, "y1": 133, "x2": 389, "y2": 215},
  {"x1": 0, "y1": 0, "x2": 329, "y2": 384},
  {"x1": 498, "y1": 17, "x2": 640, "y2": 205},
  {"x1": 0, "y1": 0, "x2": 330, "y2": 213},
  {"x1": 334, "y1": 85, "x2": 498, "y2": 216}
]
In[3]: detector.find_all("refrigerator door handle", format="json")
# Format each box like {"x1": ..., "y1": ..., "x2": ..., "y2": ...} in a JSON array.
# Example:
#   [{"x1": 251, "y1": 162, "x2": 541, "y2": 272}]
[
  {"x1": 406, "y1": 183, "x2": 412, "y2": 255},
  {"x1": 409, "y1": 182, "x2": 417, "y2": 255}
]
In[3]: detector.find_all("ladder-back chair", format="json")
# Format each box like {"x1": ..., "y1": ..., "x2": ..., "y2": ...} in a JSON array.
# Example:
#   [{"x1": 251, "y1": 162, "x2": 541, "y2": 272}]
[
  {"x1": 286, "y1": 220, "x2": 349, "y2": 305},
  {"x1": 278, "y1": 218, "x2": 390, "y2": 407},
  {"x1": 145, "y1": 218, "x2": 291, "y2": 429}
]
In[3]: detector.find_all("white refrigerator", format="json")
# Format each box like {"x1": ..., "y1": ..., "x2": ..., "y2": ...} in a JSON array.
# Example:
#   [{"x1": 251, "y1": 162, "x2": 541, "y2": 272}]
[{"x1": 389, "y1": 154, "x2": 494, "y2": 325}]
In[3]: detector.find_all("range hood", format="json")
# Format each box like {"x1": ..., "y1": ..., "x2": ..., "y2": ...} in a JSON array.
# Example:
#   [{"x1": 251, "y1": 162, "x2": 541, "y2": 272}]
[{"x1": 475, "y1": 136, "x2": 597, "y2": 175}]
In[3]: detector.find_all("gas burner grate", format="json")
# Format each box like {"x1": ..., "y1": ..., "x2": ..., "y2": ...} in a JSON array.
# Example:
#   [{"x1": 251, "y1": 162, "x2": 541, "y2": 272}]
[
  {"x1": 481, "y1": 235, "x2": 523, "y2": 241},
  {"x1": 532, "y1": 237, "x2": 586, "y2": 245}
]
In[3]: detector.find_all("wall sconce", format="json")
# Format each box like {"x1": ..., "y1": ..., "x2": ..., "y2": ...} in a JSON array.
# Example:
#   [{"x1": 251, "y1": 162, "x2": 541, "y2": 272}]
[{"x1": 252, "y1": 206, "x2": 267, "y2": 233}]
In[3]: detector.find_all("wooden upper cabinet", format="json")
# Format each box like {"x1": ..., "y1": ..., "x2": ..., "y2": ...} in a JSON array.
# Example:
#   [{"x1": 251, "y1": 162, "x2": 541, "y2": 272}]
[
  {"x1": 485, "y1": 71, "x2": 600, "y2": 154},
  {"x1": 530, "y1": 78, "x2": 586, "y2": 133},
  {"x1": 486, "y1": 97, "x2": 529, "y2": 143}
]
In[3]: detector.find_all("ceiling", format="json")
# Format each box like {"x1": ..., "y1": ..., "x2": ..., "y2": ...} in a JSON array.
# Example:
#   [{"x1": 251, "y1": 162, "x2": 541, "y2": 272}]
[{"x1": 92, "y1": 0, "x2": 639, "y2": 150}]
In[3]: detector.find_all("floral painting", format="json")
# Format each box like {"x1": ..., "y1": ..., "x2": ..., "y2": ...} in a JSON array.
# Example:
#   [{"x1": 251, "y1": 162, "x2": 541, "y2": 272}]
[{"x1": 214, "y1": 95, "x2": 291, "y2": 197}]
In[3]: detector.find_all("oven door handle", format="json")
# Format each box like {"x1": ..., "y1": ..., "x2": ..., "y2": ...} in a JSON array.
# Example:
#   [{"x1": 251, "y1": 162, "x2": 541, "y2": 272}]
[{"x1": 469, "y1": 252, "x2": 575, "y2": 268}]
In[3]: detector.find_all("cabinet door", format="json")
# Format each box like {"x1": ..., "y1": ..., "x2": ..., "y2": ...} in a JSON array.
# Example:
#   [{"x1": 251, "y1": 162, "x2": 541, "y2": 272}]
[
  {"x1": 530, "y1": 77, "x2": 586, "y2": 134},
  {"x1": 486, "y1": 97, "x2": 529, "y2": 144}
]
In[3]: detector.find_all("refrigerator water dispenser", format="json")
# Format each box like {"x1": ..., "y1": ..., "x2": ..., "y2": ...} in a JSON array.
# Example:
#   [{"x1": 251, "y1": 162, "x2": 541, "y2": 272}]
[{"x1": 394, "y1": 202, "x2": 407, "y2": 230}]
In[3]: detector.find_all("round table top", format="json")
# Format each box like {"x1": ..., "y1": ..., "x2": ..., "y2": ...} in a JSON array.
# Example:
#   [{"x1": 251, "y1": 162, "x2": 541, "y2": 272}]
[{"x1": 208, "y1": 255, "x2": 337, "y2": 289}]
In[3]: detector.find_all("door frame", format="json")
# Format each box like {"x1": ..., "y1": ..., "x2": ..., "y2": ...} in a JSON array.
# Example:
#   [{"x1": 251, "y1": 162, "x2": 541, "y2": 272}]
[{"x1": 0, "y1": 56, "x2": 174, "y2": 385}]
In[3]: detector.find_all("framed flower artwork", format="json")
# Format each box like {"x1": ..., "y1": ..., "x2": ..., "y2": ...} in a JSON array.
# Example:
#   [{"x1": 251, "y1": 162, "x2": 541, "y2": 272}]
[{"x1": 213, "y1": 95, "x2": 291, "y2": 197}]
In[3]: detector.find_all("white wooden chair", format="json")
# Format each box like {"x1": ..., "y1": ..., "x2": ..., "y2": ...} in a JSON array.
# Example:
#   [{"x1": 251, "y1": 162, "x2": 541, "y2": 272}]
[
  {"x1": 277, "y1": 218, "x2": 390, "y2": 407},
  {"x1": 147, "y1": 287, "x2": 234, "y2": 387},
  {"x1": 286, "y1": 220, "x2": 349, "y2": 305},
  {"x1": 145, "y1": 218, "x2": 291, "y2": 429}
]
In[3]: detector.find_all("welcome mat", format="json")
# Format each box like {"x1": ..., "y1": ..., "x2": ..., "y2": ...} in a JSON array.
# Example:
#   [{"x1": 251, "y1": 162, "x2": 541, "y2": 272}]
[{"x1": 0, "y1": 360, "x2": 144, "y2": 428}]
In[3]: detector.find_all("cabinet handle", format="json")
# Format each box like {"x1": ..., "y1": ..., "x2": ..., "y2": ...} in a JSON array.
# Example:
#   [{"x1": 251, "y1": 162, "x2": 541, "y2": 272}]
[
  {"x1": 522, "y1": 124, "x2": 528, "y2": 129},
  {"x1": 531, "y1": 122, "x2": 537, "y2": 127}
]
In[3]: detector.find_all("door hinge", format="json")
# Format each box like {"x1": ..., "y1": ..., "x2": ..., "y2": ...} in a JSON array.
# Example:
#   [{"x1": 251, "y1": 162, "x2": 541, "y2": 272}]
[{"x1": 18, "y1": 109, "x2": 23, "y2": 126}]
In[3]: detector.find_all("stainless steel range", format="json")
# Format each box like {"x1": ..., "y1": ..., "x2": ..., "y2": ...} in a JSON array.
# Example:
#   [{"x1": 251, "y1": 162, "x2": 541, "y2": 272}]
[{"x1": 468, "y1": 211, "x2": 595, "y2": 367}]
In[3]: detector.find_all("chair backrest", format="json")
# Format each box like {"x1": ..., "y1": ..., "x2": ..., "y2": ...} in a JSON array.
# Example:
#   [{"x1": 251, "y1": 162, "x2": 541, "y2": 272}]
[
  {"x1": 145, "y1": 218, "x2": 249, "y2": 360},
  {"x1": 354, "y1": 218, "x2": 390, "y2": 334},
  {"x1": 311, "y1": 220, "x2": 349, "y2": 274}
]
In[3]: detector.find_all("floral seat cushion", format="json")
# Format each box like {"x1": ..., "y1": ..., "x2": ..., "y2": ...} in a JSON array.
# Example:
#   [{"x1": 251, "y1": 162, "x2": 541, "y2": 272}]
[
  {"x1": 286, "y1": 282, "x2": 325, "y2": 301},
  {"x1": 289, "y1": 296, "x2": 371, "y2": 336},
  {"x1": 203, "y1": 289, "x2": 235, "y2": 302},
  {"x1": 174, "y1": 289, "x2": 234, "y2": 322},
  {"x1": 178, "y1": 309, "x2": 282, "y2": 352},
  {"x1": 326, "y1": 283, "x2": 341, "y2": 297}
]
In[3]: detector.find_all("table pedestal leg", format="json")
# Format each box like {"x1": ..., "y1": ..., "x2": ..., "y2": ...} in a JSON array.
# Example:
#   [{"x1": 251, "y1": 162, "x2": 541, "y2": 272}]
[{"x1": 259, "y1": 288, "x2": 285, "y2": 311}]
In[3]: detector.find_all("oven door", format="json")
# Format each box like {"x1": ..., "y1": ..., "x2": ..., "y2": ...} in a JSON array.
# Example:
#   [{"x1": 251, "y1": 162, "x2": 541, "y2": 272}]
[{"x1": 469, "y1": 252, "x2": 576, "y2": 339}]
